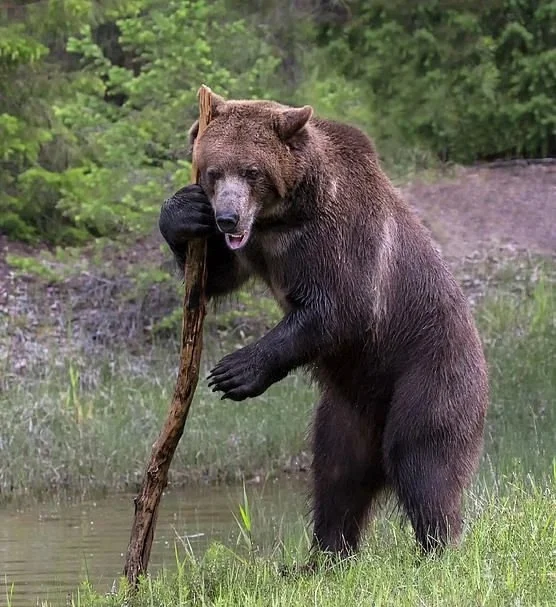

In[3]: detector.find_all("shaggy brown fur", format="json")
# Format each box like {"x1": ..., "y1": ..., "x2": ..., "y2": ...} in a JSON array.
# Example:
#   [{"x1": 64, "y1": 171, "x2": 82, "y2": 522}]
[{"x1": 159, "y1": 94, "x2": 489, "y2": 556}]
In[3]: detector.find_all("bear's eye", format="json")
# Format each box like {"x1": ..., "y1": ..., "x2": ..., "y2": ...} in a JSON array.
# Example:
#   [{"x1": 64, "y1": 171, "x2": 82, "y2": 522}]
[
  {"x1": 206, "y1": 167, "x2": 223, "y2": 183},
  {"x1": 243, "y1": 167, "x2": 260, "y2": 180}
]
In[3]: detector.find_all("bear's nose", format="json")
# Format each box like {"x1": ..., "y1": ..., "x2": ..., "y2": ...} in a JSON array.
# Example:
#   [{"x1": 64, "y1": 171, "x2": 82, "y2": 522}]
[{"x1": 215, "y1": 212, "x2": 240, "y2": 233}]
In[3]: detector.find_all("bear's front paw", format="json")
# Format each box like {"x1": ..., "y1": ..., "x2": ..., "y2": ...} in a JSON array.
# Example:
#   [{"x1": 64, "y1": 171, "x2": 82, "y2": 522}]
[{"x1": 207, "y1": 345, "x2": 284, "y2": 401}]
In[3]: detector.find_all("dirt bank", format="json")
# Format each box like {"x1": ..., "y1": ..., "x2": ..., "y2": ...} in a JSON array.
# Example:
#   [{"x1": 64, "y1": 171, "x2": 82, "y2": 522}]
[{"x1": 404, "y1": 163, "x2": 555, "y2": 262}]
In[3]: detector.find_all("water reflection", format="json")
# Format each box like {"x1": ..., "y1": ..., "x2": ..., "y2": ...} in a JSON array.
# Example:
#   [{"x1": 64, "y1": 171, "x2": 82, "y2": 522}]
[{"x1": 0, "y1": 479, "x2": 306, "y2": 606}]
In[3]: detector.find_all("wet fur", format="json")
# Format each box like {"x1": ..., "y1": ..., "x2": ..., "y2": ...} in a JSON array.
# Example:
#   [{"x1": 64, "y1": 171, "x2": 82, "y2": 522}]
[{"x1": 175, "y1": 99, "x2": 489, "y2": 556}]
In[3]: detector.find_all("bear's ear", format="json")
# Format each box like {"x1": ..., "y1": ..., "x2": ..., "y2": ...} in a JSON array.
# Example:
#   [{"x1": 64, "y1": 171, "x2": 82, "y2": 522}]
[
  {"x1": 210, "y1": 92, "x2": 226, "y2": 116},
  {"x1": 276, "y1": 105, "x2": 313, "y2": 141}
]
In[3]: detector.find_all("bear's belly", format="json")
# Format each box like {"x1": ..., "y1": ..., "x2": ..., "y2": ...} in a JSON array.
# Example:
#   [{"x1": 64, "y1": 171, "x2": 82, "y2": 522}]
[{"x1": 312, "y1": 343, "x2": 395, "y2": 412}]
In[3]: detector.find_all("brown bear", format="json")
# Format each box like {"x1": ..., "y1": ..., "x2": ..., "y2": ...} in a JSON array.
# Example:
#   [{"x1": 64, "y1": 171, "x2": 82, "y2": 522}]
[{"x1": 159, "y1": 94, "x2": 489, "y2": 557}]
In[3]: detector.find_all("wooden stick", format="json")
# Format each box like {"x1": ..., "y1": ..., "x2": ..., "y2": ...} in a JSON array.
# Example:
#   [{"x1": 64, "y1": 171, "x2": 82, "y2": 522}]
[{"x1": 123, "y1": 85, "x2": 213, "y2": 587}]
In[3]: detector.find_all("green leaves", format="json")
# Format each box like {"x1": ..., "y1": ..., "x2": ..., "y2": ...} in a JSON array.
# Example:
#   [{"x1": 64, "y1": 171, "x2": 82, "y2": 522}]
[
  {"x1": 57, "y1": 0, "x2": 278, "y2": 241},
  {"x1": 0, "y1": 26, "x2": 48, "y2": 67},
  {"x1": 1, "y1": 0, "x2": 281, "y2": 244},
  {"x1": 317, "y1": 0, "x2": 556, "y2": 162},
  {"x1": 2, "y1": 0, "x2": 553, "y2": 244}
]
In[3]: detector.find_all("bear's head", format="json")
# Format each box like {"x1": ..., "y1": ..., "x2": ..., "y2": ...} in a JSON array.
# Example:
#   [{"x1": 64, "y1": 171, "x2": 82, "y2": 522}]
[{"x1": 189, "y1": 94, "x2": 313, "y2": 250}]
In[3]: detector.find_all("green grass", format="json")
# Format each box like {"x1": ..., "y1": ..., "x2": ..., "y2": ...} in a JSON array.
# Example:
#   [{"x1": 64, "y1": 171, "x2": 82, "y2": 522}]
[
  {"x1": 0, "y1": 348, "x2": 314, "y2": 496},
  {"x1": 477, "y1": 272, "x2": 555, "y2": 481},
  {"x1": 64, "y1": 477, "x2": 556, "y2": 606}
]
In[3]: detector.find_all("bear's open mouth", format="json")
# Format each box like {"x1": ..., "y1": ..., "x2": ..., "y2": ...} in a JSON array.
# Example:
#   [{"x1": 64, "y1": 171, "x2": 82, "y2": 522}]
[{"x1": 224, "y1": 229, "x2": 250, "y2": 250}]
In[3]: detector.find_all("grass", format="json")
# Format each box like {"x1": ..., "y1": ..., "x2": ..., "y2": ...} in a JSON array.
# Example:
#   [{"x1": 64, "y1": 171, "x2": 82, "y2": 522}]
[
  {"x1": 0, "y1": 346, "x2": 314, "y2": 497},
  {"x1": 478, "y1": 271, "x2": 555, "y2": 481},
  {"x1": 62, "y1": 476, "x2": 556, "y2": 606}
]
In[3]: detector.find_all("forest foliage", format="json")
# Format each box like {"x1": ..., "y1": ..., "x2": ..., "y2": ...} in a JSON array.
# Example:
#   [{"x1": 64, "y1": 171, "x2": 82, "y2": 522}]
[{"x1": 1, "y1": 0, "x2": 555, "y2": 245}]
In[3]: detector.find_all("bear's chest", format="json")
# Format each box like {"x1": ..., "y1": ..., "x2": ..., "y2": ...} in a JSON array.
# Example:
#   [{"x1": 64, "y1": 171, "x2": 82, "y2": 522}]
[
  {"x1": 238, "y1": 243, "x2": 293, "y2": 313},
  {"x1": 240, "y1": 232, "x2": 290, "y2": 276}
]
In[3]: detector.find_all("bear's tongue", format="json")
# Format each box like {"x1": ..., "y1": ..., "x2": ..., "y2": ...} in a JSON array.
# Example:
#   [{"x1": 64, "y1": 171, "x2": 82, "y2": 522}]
[{"x1": 225, "y1": 232, "x2": 248, "y2": 250}]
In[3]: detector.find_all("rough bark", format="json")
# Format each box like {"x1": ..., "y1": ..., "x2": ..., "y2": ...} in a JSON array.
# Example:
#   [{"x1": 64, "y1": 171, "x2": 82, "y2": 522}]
[{"x1": 123, "y1": 85, "x2": 213, "y2": 587}]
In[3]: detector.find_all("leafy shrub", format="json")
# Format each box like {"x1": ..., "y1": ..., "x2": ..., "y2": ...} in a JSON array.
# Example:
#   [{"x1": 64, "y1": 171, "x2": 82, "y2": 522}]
[
  {"x1": 0, "y1": 0, "x2": 281, "y2": 244},
  {"x1": 317, "y1": 0, "x2": 556, "y2": 162}
]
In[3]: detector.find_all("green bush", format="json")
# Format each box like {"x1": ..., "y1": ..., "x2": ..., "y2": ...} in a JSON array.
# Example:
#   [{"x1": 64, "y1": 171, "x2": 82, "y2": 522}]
[
  {"x1": 0, "y1": 0, "x2": 281, "y2": 245},
  {"x1": 317, "y1": 0, "x2": 556, "y2": 162}
]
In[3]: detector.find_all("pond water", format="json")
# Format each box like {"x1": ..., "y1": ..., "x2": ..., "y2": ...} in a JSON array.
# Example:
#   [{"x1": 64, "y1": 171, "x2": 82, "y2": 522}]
[{"x1": 0, "y1": 480, "x2": 306, "y2": 606}]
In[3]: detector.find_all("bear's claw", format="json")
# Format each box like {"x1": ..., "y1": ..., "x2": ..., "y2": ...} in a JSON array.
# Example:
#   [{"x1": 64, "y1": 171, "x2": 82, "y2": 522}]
[{"x1": 207, "y1": 344, "x2": 270, "y2": 401}]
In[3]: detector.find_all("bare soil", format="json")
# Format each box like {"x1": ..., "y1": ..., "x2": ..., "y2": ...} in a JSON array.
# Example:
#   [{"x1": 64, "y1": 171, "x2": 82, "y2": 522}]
[{"x1": 404, "y1": 163, "x2": 555, "y2": 261}]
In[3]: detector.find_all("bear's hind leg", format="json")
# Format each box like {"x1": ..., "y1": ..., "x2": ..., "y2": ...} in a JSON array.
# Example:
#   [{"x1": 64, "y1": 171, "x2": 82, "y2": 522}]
[
  {"x1": 383, "y1": 401, "x2": 477, "y2": 553},
  {"x1": 388, "y1": 443, "x2": 464, "y2": 553},
  {"x1": 311, "y1": 393, "x2": 385, "y2": 557}
]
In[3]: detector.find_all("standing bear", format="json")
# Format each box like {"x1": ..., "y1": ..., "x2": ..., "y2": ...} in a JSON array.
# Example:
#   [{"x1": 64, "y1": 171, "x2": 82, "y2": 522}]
[{"x1": 159, "y1": 94, "x2": 489, "y2": 556}]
